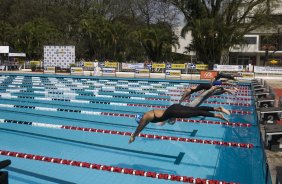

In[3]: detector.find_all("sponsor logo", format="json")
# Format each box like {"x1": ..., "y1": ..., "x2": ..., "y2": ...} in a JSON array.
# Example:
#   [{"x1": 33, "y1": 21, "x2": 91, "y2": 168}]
[{"x1": 200, "y1": 71, "x2": 218, "y2": 79}]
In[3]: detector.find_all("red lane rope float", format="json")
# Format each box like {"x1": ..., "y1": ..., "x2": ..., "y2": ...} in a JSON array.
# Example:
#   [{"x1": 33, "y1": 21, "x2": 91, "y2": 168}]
[
  {"x1": 125, "y1": 104, "x2": 252, "y2": 115},
  {"x1": 145, "y1": 98, "x2": 251, "y2": 106},
  {"x1": 2, "y1": 119, "x2": 253, "y2": 148},
  {"x1": 178, "y1": 85, "x2": 251, "y2": 91},
  {"x1": 176, "y1": 119, "x2": 251, "y2": 127},
  {"x1": 0, "y1": 150, "x2": 239, "y2": 184},
  {"x1": 0, "y1": 103, "x2": 251, "y2": 125},
  {"x1": 100, "y1": 112, "x2": 251, "y2": 127},
  {"x1": 162, "y1": 94, "x2": 252, "y2": 101},
  {"x1": 168, "y1": 90, "x2": 251, "y2": 96}
]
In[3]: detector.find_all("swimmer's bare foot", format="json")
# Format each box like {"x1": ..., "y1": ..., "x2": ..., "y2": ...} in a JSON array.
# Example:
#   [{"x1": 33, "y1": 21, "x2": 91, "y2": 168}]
[
  {"x1": 233, "y1": 87, "x2": 239, "y2": 91},
  {"x1": 219, "y1": 106, "x2": 231, "y2": 115},
  {"x1": 215, "y1": 113, "x2": 229, "y2": 122}
]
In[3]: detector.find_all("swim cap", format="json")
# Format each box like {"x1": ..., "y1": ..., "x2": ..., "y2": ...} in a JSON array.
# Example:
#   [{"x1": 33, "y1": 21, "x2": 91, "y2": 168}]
[
  {"x1": 167, "y1": 119, "x2": 176, "y2": 125},
  {"x1": 135, "y1": 113, "x2": 143, "y2": 124},
  {"x1": 212, "y1": 80, "x2": 222, "y2": 86}
]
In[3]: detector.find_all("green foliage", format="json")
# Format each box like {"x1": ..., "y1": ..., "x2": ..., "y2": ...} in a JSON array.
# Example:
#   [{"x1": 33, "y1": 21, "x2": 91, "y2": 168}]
[
  {"x1": 0, "y1": 0, "x2": 180, "y2": 62},
  {"x1": 168, "y1": 0, "x2": 277, "y2": 67},
  {"x1": 30, "y1": 62, "x2": 37, "y2": 71}
]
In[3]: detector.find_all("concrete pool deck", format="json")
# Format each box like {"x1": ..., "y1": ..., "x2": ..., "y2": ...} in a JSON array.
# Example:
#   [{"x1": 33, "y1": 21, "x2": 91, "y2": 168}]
[{"x1": 261, "y1": 78, "x2": 282, "y2": 184}]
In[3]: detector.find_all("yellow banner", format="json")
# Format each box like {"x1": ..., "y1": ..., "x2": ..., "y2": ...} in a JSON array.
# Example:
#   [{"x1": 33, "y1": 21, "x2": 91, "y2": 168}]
[
  {"x1": 170, "y1": 72, "x2": 181, "y2": 76},
  {"x1": 152, "y1": 63, "x2": 166, "y2": 69},
  {"x1": 30, "y1": 61, "x2": 41, "y2": 66},
  {"x1": 73, "y1": 68, "x2": 83, "y2": 72},
  {"x1": 137, "y1": 69, "x2": 149, "y2": 74},
  {"x1": 71, "y1": 67, "x2": 83, "y2": 73},
  {"x1": 47, "y1": 67, "x2": 55, "y2": 71},
  {"x1": 105, "y1": 62, "x2": 118, "y2": 68},
  {"x1": 166, "y1": 70, "x2": 181, "y2": 77},
  {"x1": 241, "y1": 72, "x2": 255, "y2": 78},
  {"x1": 84, "y1": 62, "x2": 94, "y2": 67},
  {"x1": 171, "y1": 64, "x2": 186, "y2": 69},
  {"x1": 196, "y1": 64, "x2": 208, "y2": 70}
]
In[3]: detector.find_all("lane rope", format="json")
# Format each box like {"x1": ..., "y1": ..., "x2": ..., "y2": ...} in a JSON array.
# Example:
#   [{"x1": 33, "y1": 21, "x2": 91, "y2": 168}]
[
  {"x1": 0, "y1": 103, "x2": 253, "y2": 127},
  {"x1": 0, "y1": 150, "x2": 239, "y2": 184},
  {"x1": 0, "y1": 94, "x2": 253, "y2": 115},
  {"x1": 0, "y1": 119, "x2": 254, "y2": 148}
]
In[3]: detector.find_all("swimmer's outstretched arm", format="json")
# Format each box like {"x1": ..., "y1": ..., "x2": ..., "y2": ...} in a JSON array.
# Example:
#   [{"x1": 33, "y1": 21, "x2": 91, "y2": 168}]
[
  {"x1": 129, "y1": 118, "x2": 150, "y2": 144},
  {"x1": 179, "y1": 88, "x2": 191, "y2": 104}
]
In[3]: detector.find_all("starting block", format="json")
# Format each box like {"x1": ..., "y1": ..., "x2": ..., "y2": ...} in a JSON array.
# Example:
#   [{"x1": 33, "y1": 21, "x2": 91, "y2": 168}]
[
  {"x1": 253, "y1": 87, "x2": 267, "y2": 93},
  {"x1": 258, "y1": 107, "x2": 282, "y2": 122},
  {"x1": 254, "y1": 92, "x2": 270, "y2": 99},
  {"x1": 265, "y1": 124, "x2": 282, "y2": 151},
  {"x1": 256, "y1": 97, "x2": 275, "y2": 108},
  {"x1": 277, "y1": 166, "x2": 282, "y2": 184},
  {"x1": 253, "y1": 84, "x2": 264, "y2": 88}
]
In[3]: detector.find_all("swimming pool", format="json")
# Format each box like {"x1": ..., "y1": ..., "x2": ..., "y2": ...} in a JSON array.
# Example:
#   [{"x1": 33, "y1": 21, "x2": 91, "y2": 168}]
[{"x1": 0, "y1": 73, "x2": 268, "y2": 184}]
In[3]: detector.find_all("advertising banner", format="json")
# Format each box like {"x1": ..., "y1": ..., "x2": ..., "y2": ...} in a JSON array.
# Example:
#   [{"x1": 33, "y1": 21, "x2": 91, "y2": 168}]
[
  {"x1": 187, "y1": 63, "x2": 196, "y2": 69},
  {"x1": 71, "y1": 67, "x2": 83, "y2": 75},
  {"x1": 83, "y1": 62, "x2": 94, "y2": 67},
  {"x1": 200, "y1": 70, "x2": 218, "y2": 79},
  {"x1": 102, "y1": 68, "x2": 116, "y2": 76},
  {"x1": 30, "y1": 61, "x2": 41, "y2": 66},
  {"x1": 152, "y1": 63, "x2": 166, "y2": 69},
  {"x1": 165, "y1": 70, "x2": 181, "y2": 78},
  {"x1": 122, "y1": 63, "x2": 144, "y2": 70},
  {"x1": 196, "y1": 64, "x2": 208, "y2": 70},
  {"x1": 44, "y1": 46, "x2": 75, "y2": 69},
  {"x1": 44, "y1": 67, "x2": 56, "y2": 74},
  {"x1": 237, "y1": 72, "x2": 255, "y2": 80},
  {"x1": 214, "y1": 64, "x2": 244, "y2": 71},
  {"x1": 104, "y1": 62, "x2": 118, "y2": 68},
  {"x1": 171, "y1": 64, "x2": 186, "y2": 69},
  {"x1": 254, "y1": 66, "x2": 282, "y2": 73},
  {"x1": 135, "y1": 69, "x2": 150, "y2": 78}
]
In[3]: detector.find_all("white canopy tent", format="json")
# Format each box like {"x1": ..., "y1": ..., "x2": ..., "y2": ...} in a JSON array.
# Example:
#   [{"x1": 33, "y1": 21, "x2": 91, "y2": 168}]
[
  {"x1": 0, "y1": 46, "x2": 26, "y2": 70},
  {"x1": 0, "y1": 46, "x2": 26, "y2": 57}
]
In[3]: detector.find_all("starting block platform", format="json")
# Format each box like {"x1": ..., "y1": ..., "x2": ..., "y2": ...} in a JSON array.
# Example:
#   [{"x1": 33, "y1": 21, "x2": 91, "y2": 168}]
[
  {"x1": 254, "y1": 92, "x2": 270, "y2": 99},
  {"x1": 256, "y1": 97, "x2": 275, "y2": 108},
  {"x1": 258, "y1": 107, "x2": 282, "y2": 121},
  {"x1": 253, "y1": 84, "x2": 264, "y2": 89},
  {"x1": 253, "y1": 87, "x2": 267, "y2": 93},
  {"x1": 265, "y1": 124, "x2": 282, "y2": 151}
]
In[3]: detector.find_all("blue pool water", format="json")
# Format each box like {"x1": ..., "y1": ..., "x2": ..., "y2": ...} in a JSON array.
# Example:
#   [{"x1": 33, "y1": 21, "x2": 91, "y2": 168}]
[{"x1": 0, "y1": 74, "x2": 268, "y2": 184}]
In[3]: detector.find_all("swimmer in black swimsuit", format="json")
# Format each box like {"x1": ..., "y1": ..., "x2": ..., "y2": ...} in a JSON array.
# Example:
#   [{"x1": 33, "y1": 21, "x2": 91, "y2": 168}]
[
  {"x1": 211, "y1": 72, "x2": 242, "y2": 87},
  {"x1": 179, "y1": 84, "x2": 236, "y2": 104},
  {"x1": 214, "y1": 72, "x2": 241, "y2": 81},
  {"x1": 0, "y1": 159, "x2": 11, "y2": 184},
  {"x1": 129, "y1": 104, "x2": 230, "y2": 143}
]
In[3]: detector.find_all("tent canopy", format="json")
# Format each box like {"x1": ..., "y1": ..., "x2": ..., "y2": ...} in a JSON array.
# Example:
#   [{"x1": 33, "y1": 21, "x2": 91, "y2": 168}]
[{"x1": 0, "y1": 46, "x2": 26, "y2": 57}]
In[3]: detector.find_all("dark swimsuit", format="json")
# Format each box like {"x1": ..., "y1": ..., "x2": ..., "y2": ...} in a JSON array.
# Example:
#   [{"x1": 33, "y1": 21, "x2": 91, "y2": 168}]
[
  {"x1": 214, "y1": 73, "x2": 235, "y2": 81},
  {"x1": 190, "y1": 84, "x2": 212, "y2": 94},
  {"x1": 150, "y1": 104, "x2": 215, "y2": 123}
]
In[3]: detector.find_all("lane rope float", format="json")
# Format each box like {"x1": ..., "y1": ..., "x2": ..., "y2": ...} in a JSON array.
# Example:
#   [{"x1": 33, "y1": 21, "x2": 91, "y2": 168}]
[
  {"x1": 0, "y1": 119, "x2": 254, "y2": 148},
  {"x1": 0, "y1": 150, "x2": 239, "y2": 184}
]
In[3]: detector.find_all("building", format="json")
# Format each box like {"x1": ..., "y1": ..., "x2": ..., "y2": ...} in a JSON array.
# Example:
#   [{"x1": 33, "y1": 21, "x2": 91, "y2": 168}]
[{"x1": 173, "y1": 1, "x2": 282, "y2": 66}]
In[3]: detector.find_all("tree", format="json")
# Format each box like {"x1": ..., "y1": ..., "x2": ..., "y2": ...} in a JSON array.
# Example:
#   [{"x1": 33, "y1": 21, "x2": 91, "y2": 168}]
[
  {"x1": 136, "y1": 23, "x2": 179, "y2": 62},
  {"x1": 165, "y1": 0, "x2": 277, "y2": 67},
  {"x1": 14, "y1": 18, "x2": 60, "y2": 59}
]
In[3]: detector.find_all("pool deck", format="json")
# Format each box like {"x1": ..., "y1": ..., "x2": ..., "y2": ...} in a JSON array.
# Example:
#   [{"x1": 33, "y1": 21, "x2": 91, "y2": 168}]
[{"x1": 262, "y1": 78, "x2": 282, "y2": 184}]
